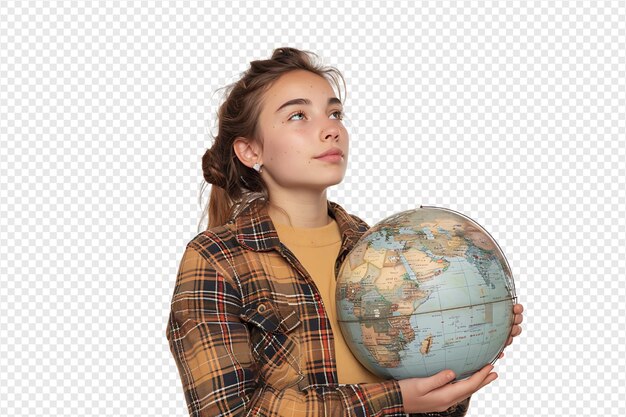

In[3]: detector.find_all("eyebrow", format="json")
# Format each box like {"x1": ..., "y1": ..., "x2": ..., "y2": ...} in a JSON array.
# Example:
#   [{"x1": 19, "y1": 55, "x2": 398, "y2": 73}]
[{"x1": 275, "y1": 97, "x2": 343, "y2": 113}]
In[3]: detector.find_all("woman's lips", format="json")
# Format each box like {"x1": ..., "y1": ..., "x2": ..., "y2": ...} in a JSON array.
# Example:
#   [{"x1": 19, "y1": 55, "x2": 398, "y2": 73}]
[
  {"x1": 314, "y1": 147, "x2": 344, "y2": 162},
  {"x1": 315, "y1": 154, "x2": 344, "y2": 162}
]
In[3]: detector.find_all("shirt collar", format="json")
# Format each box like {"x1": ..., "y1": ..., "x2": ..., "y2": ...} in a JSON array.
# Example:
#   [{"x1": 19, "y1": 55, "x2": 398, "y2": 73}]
[{"x1": 229, "y1": 197, "x2": 364, "y2": 252}]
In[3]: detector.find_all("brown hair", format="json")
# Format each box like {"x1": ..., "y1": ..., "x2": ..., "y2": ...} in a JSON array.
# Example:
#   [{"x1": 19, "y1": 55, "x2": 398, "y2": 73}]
[{"x1": 198, "y1": 47, "x2": 347, "y2": 230}]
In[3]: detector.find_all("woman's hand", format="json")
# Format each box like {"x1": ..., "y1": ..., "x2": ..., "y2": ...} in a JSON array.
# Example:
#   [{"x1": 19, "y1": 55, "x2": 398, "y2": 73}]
[
  {"x1": 398, "y1": 304, "x2": 523, "y2": 413},
  {"x1": 397, "y1": 364, "x2": 498, "y2": 414},
  {"x1": 498, "y1": 303, "x2": 524, "y2": 359}
]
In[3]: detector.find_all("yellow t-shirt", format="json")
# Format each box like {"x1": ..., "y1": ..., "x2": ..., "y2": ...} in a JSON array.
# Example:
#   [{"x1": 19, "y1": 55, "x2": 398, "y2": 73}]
[{"x1": 274, "y1": 218, "x2": 385, "y2": 385}]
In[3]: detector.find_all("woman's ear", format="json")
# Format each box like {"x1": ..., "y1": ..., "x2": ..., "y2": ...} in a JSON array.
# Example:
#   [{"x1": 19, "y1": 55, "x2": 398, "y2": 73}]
[{"x1": 233, "y1": 137, "x2": 261, "y2": 168}]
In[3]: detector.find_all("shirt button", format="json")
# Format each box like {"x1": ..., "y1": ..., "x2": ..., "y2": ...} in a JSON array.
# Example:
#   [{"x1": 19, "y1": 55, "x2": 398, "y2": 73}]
[{"x1": 257, "y1": 303, "x2": 267, "y2": 314}]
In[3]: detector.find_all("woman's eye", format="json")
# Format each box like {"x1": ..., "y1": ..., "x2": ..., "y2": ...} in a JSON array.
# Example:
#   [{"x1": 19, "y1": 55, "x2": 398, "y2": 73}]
[
  {"x1": 331, "y1": 110, "x2": 344, "y2": 120},
  {"x1": 288, "y1": 111, "x2": 305, "y2": 121}
]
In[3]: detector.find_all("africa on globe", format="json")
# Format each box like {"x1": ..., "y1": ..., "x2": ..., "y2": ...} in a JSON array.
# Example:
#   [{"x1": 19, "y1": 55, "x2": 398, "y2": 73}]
[{"x1": 336, "y1": 206, "x2": 517, "y2": 380}]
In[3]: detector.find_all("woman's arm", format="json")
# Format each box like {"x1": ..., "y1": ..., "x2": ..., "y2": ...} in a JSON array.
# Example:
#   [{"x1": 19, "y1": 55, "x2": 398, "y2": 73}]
[
  {"x1": 166, "y1": 246, "x2": 256, "y2": 415},
  {"x1": 166, "y1": 246, "x2": 407, "y2": 417}
]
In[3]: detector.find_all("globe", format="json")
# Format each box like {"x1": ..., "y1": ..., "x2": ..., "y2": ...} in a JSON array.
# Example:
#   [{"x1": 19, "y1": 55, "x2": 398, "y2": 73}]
[{"x1": 336, "y1": 206, "x2": 517, "y2": 381}]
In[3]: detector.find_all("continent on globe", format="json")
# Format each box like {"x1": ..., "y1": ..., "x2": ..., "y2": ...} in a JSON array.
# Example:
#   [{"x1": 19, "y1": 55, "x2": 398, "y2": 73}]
[{"x1": 336, "y1": 206, "x2": 516, "y2": 381}]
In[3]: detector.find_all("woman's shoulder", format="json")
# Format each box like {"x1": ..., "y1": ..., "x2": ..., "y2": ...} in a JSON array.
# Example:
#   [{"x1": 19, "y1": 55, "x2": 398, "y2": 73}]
[{"x1": 184, "y1": 223, "x2": 241, "y2": 263}]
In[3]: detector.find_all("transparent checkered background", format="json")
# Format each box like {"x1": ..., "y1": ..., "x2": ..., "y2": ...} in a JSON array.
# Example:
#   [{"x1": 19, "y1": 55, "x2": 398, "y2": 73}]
[{"x1": 1, "y1": 0, "x2": 625, "y2": 415}]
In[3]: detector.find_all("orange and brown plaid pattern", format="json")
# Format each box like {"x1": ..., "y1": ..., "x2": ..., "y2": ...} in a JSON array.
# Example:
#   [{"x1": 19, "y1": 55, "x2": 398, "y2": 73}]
[{"x1": 166, "y1": 198, "x2": 469, "y2": 417}]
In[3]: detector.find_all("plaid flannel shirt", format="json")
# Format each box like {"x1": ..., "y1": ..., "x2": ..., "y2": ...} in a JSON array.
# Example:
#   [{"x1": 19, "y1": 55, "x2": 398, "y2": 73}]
[{"x1": 166, "y1": 198, "x2": 470, "y2": 417}]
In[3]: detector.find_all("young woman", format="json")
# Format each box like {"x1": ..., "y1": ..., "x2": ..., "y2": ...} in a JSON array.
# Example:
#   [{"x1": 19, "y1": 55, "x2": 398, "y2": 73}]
[{"x1": 166, "y1": 46, "x2": 524, "y2": 417}]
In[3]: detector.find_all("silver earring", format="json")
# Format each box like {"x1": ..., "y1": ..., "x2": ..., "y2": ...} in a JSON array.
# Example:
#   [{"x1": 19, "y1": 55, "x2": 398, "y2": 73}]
[{"x1": 253, "y1": 162, "x2": 263, "y2": 173}]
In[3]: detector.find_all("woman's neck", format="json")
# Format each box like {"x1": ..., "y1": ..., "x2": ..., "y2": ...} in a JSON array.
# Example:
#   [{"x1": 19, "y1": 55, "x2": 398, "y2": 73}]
[{"x1": 267, "y1": 190, "x2": 332, "y2": 228}]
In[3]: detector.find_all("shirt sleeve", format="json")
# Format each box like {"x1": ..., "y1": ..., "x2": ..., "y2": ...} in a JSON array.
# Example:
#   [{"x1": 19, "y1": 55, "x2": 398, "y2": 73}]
[
  {"x1": 166, "y1": 246, "x2": 407, "y2": 417},
  {"x1": 407, "y1": 396, "x2": 471, "y2": 417}
]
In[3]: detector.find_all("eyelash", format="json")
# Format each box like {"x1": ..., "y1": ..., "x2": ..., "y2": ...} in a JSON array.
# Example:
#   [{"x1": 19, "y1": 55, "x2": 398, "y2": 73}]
[{"x1": 288, "y1": 109, "x2": 344, "y2": 121}]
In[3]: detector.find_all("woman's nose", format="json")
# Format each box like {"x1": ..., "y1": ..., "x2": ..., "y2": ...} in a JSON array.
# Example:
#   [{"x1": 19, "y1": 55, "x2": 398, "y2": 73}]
[{"x1": 321, "y1": 125, "x2": 340, "y2": 142}]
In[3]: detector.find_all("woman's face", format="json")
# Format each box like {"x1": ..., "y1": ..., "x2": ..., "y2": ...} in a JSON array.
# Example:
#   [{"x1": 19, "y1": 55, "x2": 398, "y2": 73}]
[{"x1": 255, "y1": 69, "x2": 349, "y2": 195}]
